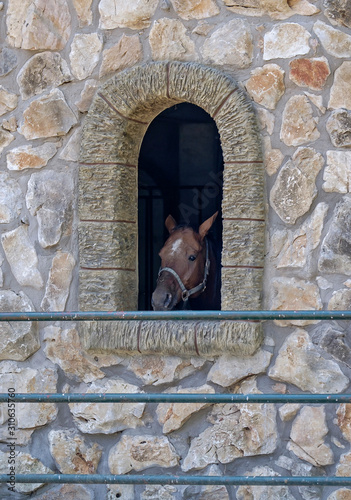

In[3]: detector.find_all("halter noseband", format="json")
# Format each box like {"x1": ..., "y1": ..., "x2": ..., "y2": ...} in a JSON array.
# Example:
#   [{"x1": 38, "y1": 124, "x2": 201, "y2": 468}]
[{"x1": 157, "y1": 239, "x2": 210, "y2": 302}]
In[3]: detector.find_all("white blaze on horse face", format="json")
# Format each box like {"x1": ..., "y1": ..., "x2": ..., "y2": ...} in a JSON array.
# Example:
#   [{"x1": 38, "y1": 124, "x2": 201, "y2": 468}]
[{"x1": 170, "y1": 238, "x2": 183, "y2": 256}]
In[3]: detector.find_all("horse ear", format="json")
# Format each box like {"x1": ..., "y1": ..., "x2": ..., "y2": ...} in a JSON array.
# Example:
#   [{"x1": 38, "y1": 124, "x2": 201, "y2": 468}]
[
  {"x1": 199, "y1": 211, "x2": 218, "y2": 240},
  {"x1": 165, "y1": 215, "x2": 177, "y2": 234}
]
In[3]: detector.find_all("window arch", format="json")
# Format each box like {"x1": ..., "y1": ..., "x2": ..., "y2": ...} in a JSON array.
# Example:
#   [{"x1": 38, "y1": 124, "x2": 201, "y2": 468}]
[{"x1": 79, "y1": 62, "x2": 265, "y2": 356}]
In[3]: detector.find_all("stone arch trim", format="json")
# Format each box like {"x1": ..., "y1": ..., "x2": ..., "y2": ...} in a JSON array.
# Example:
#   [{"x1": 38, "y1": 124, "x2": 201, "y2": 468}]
[{"x1": 79, "y1": 61, "x2": 265, "y2": 355}]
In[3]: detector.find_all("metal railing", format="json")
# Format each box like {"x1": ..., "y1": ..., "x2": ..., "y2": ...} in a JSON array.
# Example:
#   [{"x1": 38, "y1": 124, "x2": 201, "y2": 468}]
[{"x1": 1, "y1": 310, "x2": 351, "y2": 489}]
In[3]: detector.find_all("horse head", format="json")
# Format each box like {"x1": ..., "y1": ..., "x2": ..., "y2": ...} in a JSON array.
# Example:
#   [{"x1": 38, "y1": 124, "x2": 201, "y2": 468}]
[{"x1": 151, "y1": 212, "x2": 218, "y2": 311}]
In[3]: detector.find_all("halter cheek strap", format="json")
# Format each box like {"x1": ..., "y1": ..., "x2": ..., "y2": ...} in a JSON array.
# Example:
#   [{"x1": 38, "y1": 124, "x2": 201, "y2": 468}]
[{"x1": 158, "y1": 239, "x2": 210, "y2": 302}]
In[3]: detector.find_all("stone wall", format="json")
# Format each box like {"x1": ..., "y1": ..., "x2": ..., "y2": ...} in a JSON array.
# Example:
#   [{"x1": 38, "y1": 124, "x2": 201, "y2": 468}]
[{"x1": 0, "y1": 0, "x2": 351, "y2": 499}]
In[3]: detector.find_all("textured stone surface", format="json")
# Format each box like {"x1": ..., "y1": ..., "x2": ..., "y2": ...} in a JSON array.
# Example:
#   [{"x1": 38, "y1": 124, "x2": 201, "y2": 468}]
[
  {"x1": 201, "y1": 19, "x2": 253, "y2": 68},
  {"x1": 6, "y1": 0, "x2": 71, "y2": 50},
  {"x1": 75, "y1": 79, "x2": 98, "y2": 113},
  {"x1": 0, "y1": 129, "x2": 14, "y2": 154},
  {"x1": 43, "y1": 325, "x2": 105, "y2": 383},
  {"x1": 32, "y1": 485, "x2": 93, "y2": 500},
  {"x1": 128, "y1": 355, "x2": 206, "y2": 386},
  {"x1": 223, "y1": 0, "x2": 319, "y2": 18},
  {"x1": 6, "y1": 143, "x2": 58, "y2": 171},
  {"x1": 0, "y1": 86, "x2": 18, "y2": 116},
  {"x1": 69, "y1": 378, "x2": 145, "y2": 434},
  {"x1": 0, "y1": 48, "x2": 17, "y2": 76},
  {"x1": 319, "y1": 196, "x2": 351, "y2": 274},
  {"x1": 79, "y1": 165, "x2": 137, "y2": 221},
  {"x1": 327, "y1": 110, "x2": 351, "y2": 148},
  {"x1": 17, "y1": 52, "x2": 72, "y2": 100},
  {"x1": 237, "y1": 466, "x2": 295, "y2": 500},
  {"x1": 79, "y1": 221, "x2": 137, "y2": 269},
  {"x1": 41, "y1": 252, "x2": 75, "y2": 311},
  {"x1": 329, "y1": 62, "x2": 351, "y2": 110},
  {"x1": 269, "y1": 278, "x2": 322, "y2": 326},
  {"x1": 270, "y1": 203, "x2": 328, "y2": 269},
  {"x1": 99, "y1": 0, "x2": 159, "y2": 29},
  {"x1": 1, "y1": 226, "x2": 43, "y2": 289},
  {"x1": 328, "y1": 489, "x2": 351, "y2": 500},
  {"x1": 79, "y1": 269, "x2": 138, "y2": 311},
  {"x1": 156, "y1": 384, "x2": 215, "y2": 433},
  {"x1": 59, "y1": 128, "x2": 81, "y2": 162},
  {"x1": 182, "y1": 380, "x2": 277, "y2": 471},
  {"x1": 100, "y1": 34, "x2": 142, "y2": 77},
  {"x1": 323, "y1": 151, "x2": 351, "y2": 193},
  {"x1": 324, "y1": 0, "x2": 351, "y2": 28},
  {"x1": 108, "y1": 435, "x2": 179, "y2": 474},
  {"x1": 0, "y1": 291, "x2": 39, "y2": 361},
  {"x1": 337, "y1": 404, "x2": 351, "y2": 443},
  {"x1": 280, "y1": 95, "x2": 320, "y2": 146},
  {"x1": 328, "y1": 288, "x2": 351, "y2": 311},
  {"x1": 221, "y1": 267, "x2": 263, "y2": 311},
  {"x1": 0, "y1": 361, "x2": 58, "y2": 431},
  {"x1": 288, "y1": 406, "x2": 334, "y2": 466},
  {"x1": 0, "y1": 450, "x2": 53, "y2": 493},
  {"x1": 313, "y1": 324, "x2": 351, "y2": 368},
  {"x1": 263, "y1": 23, "x2": 311, "y2": 60},
  {"x1": 0, "y1": 172, "x2": 22, "y2": 223},
  {"x1": 149, "y1": 19, "x2": 197, "y2": 62},
  {"x1": 183, "y1": 464, "x2": 229, "y2": 500},
  {"x1": 19, "y1": 89, "x2": 77, "y2": 139},
  {"x1": 222, "y1": 219, "x2": 265, "y2": 267},
  {"x1": 222, "y1": 162, "x2": 264, "y2": 219},
  {"x1": 245, "y1": 64, "x2": 285, "y2": 109},
  {"x1": 73, "y1": 0, "x2": 93, "y2": 27},
  {"x1": 314, "y1": 20, "x2": 351, "y2": 58},
  {"x1": 170, "y1": 0, "x2": 220, "y2": 19},
  {"x1": 269, "y1": 329, "x2": 349, "y2": 393},
  {"x1": 81, "y1": 319, "x2": 263, "y2": 356},
  {"x1": 279, "y1": 403, "x2": 301, "y2": 422},
  {"x1": 26, "y1": 170, "x2": 74, "y2": 248},
  {"x1": 289, "y1": 57, "x2": 330, "y2": 91},
  {"x1": 270, "y1": 148, "x2": 323, "y2": 224},
  {"x1": 49, "y1": 429, "x2": 102, "y2": 473},
  {"x1": 207, "y1": 348, "x2": 272, "y2": 387},
  {"x1": 70, "y1": 33, "x2": 103, "y2": 80}
]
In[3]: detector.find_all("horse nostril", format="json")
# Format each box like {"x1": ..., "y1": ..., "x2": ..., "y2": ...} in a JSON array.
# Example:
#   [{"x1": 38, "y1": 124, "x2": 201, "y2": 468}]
[{"x1": 164, "y1": 293, "x2": 172, "y2": 308}]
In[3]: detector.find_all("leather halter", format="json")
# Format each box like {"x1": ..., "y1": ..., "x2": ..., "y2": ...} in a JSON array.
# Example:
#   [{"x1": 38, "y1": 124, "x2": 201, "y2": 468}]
[{"x1": 158, "y1": 239, "x2": 210, "y2": 302}]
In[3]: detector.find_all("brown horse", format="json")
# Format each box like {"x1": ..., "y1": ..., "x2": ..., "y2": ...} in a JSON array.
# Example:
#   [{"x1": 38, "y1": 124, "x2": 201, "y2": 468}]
[{"x1": 151, "y1": 212, "x2": 220, "y2": 311}]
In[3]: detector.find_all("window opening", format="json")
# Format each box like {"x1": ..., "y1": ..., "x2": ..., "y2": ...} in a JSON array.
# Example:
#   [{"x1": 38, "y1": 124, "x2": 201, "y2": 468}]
[{"x1": 138, "y1": 103, "x2": 223, "y2": 310}]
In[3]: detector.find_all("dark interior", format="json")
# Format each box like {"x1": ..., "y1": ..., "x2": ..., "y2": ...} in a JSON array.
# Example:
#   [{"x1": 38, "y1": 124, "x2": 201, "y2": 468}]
[{"x1": 138, "y1": 102, "x2": 223, "y2": 310}]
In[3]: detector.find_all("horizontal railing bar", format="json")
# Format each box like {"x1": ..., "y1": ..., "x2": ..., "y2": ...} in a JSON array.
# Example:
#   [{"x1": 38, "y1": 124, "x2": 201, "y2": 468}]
[
  {"x1": 0, "y1": 310, "x2": 350, "y2": 321},
  {"x1": 1, "y1": 393, "x2": 351, "y2": 404},
  {"x1": 2, "y1": 474, "x2": 351, "y2": 486}
]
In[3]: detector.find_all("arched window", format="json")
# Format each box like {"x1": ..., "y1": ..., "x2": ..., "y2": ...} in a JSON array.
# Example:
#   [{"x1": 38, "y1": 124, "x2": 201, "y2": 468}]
[
  {"x1": 138, "y1": 102, "x2": 223, "y2": 310},
  {"x1": 79, "y1": 62, "x2": 265, "y2": 356}
]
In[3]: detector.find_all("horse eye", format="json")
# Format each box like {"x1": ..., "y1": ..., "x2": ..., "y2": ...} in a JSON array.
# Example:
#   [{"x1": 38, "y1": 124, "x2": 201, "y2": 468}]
[{"x1": 189, "y1": 255, "x2": 196, "y2": 262}]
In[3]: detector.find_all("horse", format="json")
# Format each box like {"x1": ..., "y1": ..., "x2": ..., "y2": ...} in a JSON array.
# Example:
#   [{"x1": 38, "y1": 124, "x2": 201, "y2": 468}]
[{"x1": 151, "y1": 212, "x2": 220, "y2": 311}]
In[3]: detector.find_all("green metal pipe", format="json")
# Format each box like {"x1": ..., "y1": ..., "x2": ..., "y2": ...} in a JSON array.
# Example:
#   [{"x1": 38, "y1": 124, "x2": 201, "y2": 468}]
[
  {"x1": 0, "y1": 310, "x2": 351, "y2": 321},
  {"x1": 1, "y1": 393, "x2": 351, "y2": 404},
  {"x1": 1, "y1": 474, "x2": 351, "y2": 486}
]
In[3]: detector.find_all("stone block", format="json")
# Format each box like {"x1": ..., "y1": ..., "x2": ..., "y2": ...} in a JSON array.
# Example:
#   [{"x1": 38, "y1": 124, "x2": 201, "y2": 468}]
[
  {"x1": 99, "y1": 0, "x2": 159, "y2": 29},
  {"x1": 79, "y1": 320, "x2": 263, "y2": 356},
  {"x1": 149, "y1": 19, "x2": 197, "y2": 62},
  {"x1": 80, "y1": 93, "x2": 147, "y2": 164},
  {"x1": 100, "y1": 34, "x2": 142, "y2": 78},
  {"x1": 221, "y1": 267, "x2": 263, "y2": 310},
  {"x1": 78, "y1": 221, "x2": 137, "y2": 269},
  {"x1": 167, "y1": 61, "x2": 235, "y2": 117},
  {"x1": 222, "y1": 219, "x2": 265, "y2": 267},
  {"x1": 79, "y1": 269, "x2": 137, "y2": 311},
  {"x1": 99, "y1": 62, "x2": 171, "y2": 123},
  {"x1": 79, "y1": 164, "x2": 137, "y2": 221},
  {"x1": 222, "y1": 162, "x2": 265, "y2": 219},
  {"x1": 0, "y1": 291, "x2": 39, "y2": 361},
  {"x1": 201, "y1": 19, "x2": 253, "y2": 68}
]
